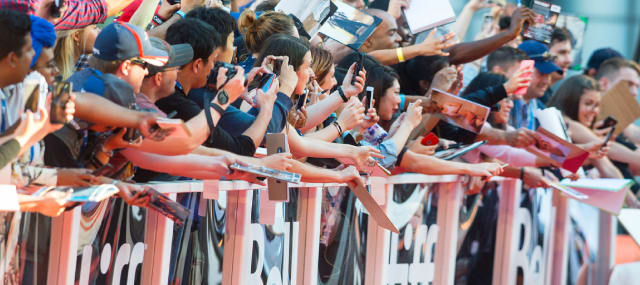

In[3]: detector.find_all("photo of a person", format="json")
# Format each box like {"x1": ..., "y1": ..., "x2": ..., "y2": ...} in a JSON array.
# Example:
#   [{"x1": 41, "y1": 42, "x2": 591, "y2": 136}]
[
  {"x1": 430, "y1": 89, "x2": 490, "y2": 133},
  {"x1": 525, "y1": 128, "x2": 590, "y2": 173}
]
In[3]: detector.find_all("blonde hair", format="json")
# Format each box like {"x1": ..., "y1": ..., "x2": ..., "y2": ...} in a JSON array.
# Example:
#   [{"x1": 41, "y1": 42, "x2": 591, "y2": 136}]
[
  {"x1": 238, "y1": 10, "x2": 295, "y2": 54},
  {"x1": 54, "y1": 26, "x2": 93, "y2": 80}
]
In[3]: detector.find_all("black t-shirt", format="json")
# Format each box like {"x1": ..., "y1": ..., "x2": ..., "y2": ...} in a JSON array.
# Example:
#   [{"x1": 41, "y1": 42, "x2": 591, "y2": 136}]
[{"x1": 155, "y1": 88, "x2": 257, "y2": 156}]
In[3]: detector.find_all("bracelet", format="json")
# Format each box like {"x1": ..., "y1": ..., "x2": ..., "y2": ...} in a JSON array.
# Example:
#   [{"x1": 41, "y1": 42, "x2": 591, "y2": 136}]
[
  {"x1": 175, "y1": 10, "x2": 186, "y2": 19},
  {"x1": 520, "y1": 168, "x2": 525, "y2": 180},
  {"x1": 396, "y1": 47, "x2": 405, "y2": 63},
  {"x1": 152, "y1": 15, "x2": 165, "y2": 26},
  {"x1": 337, "y1": 86, "x2": 348, "y2": 102},
  {"x1": 332, "y1": 121, "x2": 343, "y2": 136},
  {"x1": 396, "y1": 146, "x2": 409, "y2": 167}
]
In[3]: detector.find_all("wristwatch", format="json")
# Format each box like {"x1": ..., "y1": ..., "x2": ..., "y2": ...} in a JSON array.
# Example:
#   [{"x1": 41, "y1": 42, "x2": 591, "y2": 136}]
[
  {"x1": 216, "y1": 89, "x2": 229, "y2": 105},
  {"x1": 210, "y1": 102, "x2": 226, "y2": 116}
]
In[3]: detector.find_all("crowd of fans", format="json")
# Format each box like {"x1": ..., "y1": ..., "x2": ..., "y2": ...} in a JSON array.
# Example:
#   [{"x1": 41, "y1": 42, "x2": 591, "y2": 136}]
[{"x1": 1, "y1": 0, "x2": 640, "y2": 273}]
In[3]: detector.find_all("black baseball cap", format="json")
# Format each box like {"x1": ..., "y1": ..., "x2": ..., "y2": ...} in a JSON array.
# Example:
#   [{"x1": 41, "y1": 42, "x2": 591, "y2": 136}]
[{"x1": 147, "y1": 37, "x2": 194, "y2": 76}]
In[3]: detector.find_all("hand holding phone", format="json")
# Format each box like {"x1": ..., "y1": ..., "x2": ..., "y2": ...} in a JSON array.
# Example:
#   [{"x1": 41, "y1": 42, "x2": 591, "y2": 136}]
[
  {"x1": 50, "y1": 78, "x2": 72, "y2": 124},
  {"x1": 296, "y1": 92, "x2": 308, "y2": 110},
  {"x1": 421, "y1": 132, "x2": 440, "y2": 146},
  {"x1": 513, "y1": 60, "x2": 534, "y2": 96},
  {"x1": 351, "y1": 52, "x2": 365, "y2": 85}
]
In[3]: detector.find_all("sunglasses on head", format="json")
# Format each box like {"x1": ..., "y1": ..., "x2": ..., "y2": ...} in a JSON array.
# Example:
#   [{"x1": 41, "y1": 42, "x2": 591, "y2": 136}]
[
  {"x1": 529, "y1": 51, "x2": 557, "y2": 62},
  {"x1": 131, "y1": 59, "x2": 150, "y2": 70}
]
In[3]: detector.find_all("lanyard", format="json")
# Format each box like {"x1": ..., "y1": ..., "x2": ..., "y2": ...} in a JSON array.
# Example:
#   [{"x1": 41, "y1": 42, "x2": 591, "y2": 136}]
[
  {"x1": 527, "y1": 101, "x2": 537, "y2": 130},
  {"x1": 0, "y1": 98, "x2": 6, "y2": 133}
]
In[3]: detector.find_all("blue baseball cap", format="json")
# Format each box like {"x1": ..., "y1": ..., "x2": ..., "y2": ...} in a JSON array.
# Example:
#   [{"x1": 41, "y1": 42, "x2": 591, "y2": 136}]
[
  {"x1": 586, "y1": 48, "x2": 623, "y2": 71},
  {"x1": 93, "y1": 22, "x2": 168, "y2": 66},
  {"x1": 518, "y1": 40, "x2": 563, "y2": 75},
  {"x1": 29, "y1": 15, "x2": 56, "y2": 69}
]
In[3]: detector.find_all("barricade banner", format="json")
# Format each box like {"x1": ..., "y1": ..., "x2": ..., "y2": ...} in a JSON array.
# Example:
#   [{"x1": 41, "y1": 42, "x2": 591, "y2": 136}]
[
  {"x1": 384, "y1": 183, "x2": 439, "y2": 284},
  {"x1": 318, "y1": 186, "x2": 365, "y2": 284},
  {"x1": 168, "y1": 192, "x2": 225, "y2": 284},
  {"x1": 74, "y1": 199, "x2": 147, "y2": 284}
]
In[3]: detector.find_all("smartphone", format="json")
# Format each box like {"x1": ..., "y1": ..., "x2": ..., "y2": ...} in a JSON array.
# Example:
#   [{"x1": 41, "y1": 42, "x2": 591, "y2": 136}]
[
  {"x1": 514, "y1": 60, "x2": 534, "y2": 96},
  {"x1": 296, "y1": 92, "x2": 308, "y2": 110},
  {"x1": 260, "y1": 73, "x2": 276, "y2": 93},
  {"x1": 602, "y1": 127, "x2": 615, "y2": 149},
  {"x1": 50, "y1": 79, "x2": 72, "y2": 124},
  {"x1": 351, "y1": 52, "x2": 365, "y2": 85},
  {"x1": 421, "y1": 132, "x2": 440, "y2": 146},
  {"x1": 365, "y1": 86, "x2": 374, "y2": 110},
  {"x1": 273, "y1": 59, "x2": 283, "y2": 76},
  {"x1": 24, "y1": 83, "x2": 40, "y2": 112},
  {"x1": 598, "y1": 116, "x2": 618, "y2": 130}
]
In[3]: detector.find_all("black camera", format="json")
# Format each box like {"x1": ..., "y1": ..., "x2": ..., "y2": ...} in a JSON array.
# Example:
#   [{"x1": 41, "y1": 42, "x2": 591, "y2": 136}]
[{"x1": 207, "y1": 62, "x2": 240, "y2": 90}]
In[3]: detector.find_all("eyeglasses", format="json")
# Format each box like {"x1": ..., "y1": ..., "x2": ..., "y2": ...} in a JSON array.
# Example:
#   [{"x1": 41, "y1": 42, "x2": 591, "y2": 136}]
[
  {"x1": 131, "y1": 59, "x2": 150, "y2": 70},
  {"x1": 529, "y1": 51, "x2": 558, "y2": 62}
]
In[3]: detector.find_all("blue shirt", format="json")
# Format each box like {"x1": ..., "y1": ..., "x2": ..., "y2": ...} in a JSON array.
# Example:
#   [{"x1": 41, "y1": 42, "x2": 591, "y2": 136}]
[{"x1": 509, "y1": 98, "x2": 546, "y2": 130}]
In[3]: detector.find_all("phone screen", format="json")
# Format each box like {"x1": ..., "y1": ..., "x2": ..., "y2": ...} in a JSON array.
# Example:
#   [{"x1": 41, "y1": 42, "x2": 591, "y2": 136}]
[
  {"x1": 365, "y1": 86, "x2": 374, "y2": 110},
  {"x1": 352, "y1": 52, "x2": 365, "y2": 85},
  {"x1": 273, "y1": 59, "x2": 283, "y2": 76},
  {"x1": 50, "y1": 80, "x2": 72, "y2": 124},
  {"x1": 296, "y1": 92, "x2": 307, "y2": 110},
  {"x1": 260, "y1": 74, "x2": 275, "y2": 93},
  {"x1": 602, "y1": 127, "x2": 615, "y2": 149}
]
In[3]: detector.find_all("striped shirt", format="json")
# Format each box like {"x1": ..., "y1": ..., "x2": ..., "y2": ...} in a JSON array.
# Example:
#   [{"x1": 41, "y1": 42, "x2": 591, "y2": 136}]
[{"x1": 0, "y1": 0, "x2": 107, "y2": 30}]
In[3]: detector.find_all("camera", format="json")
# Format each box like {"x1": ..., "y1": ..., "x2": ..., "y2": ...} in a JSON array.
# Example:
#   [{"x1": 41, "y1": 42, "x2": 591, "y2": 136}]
[{"x1": 207, "y1": 62, "x2": 240, "y2": 90}]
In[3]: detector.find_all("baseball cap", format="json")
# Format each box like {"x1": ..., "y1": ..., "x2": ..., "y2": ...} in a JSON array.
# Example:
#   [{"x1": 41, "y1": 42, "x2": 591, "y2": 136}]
[
  {"x1": 518, "y1": 40, "x2": 563, "y2": 75},
  {"x1": 147, "y1": 37, "x2": 194, "y2": 76},
  {"x1": 93, "y1": 22, "x2": 168, "y2": 66},
  {"x1": 586, "y1": 48, "x2": 623, "y2": 71}
]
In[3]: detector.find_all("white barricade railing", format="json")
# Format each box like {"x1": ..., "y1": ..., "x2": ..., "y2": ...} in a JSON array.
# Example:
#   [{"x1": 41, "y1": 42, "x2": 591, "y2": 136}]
[{"x1": 19, "y1": 174, "x2": 616, "y2": 284}]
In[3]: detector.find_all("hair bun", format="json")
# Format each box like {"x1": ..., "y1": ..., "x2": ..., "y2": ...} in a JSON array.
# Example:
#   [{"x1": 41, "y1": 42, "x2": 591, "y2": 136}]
[{"x1": 238, "y1": 10, "x2": 257, "y2": 33}]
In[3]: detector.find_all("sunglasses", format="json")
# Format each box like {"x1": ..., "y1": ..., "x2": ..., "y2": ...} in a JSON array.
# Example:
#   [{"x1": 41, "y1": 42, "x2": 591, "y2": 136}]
[
  {"x1": 131, "y1": 59, "x2": 150, "y2": 70},
  {"x1": 529, "y1": 52, "x2": 558, "y2": 62}
]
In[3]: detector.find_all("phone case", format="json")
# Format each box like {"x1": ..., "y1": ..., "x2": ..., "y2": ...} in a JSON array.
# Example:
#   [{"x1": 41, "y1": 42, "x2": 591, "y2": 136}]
[
  {"x1": 514, "y1": 60, "x2": 535, "y2": 96},
  {"x1": 421, "y1": 133, "x2": 440, "y2": 146}
]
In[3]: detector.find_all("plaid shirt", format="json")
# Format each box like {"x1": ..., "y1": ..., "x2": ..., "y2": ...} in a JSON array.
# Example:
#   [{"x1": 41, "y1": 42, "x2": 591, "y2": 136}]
[
  {"x1": 0, "y1": 0, "x2": 107, "y2": 30},
  {"x1": 75, "y1": 54, "x2": 90, "y2": 72}
]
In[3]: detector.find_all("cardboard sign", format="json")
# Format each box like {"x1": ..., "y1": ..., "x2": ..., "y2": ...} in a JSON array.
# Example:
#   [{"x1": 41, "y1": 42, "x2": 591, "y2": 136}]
[
  {"x1": 525, "y1": 127, "x2": 589, "y2": 173},
  {"x1": 350, "y1": 178, "x2": 399, "y2": 233},
  {"x1": 266, "y1": 133, "x2": 290, "y2": 201},
  {"x1": 597, "y1": 80, "x2": 640, "y2": 136},
  {"x1": 403, "y1": 0, "x2": 456, "y2": 35},
  {"x1": 318, "y1": 0, "x2": 381, "y2": 50},
  {"x1": 561, "y1": 178, "x2": 632, "y2": 214}
]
